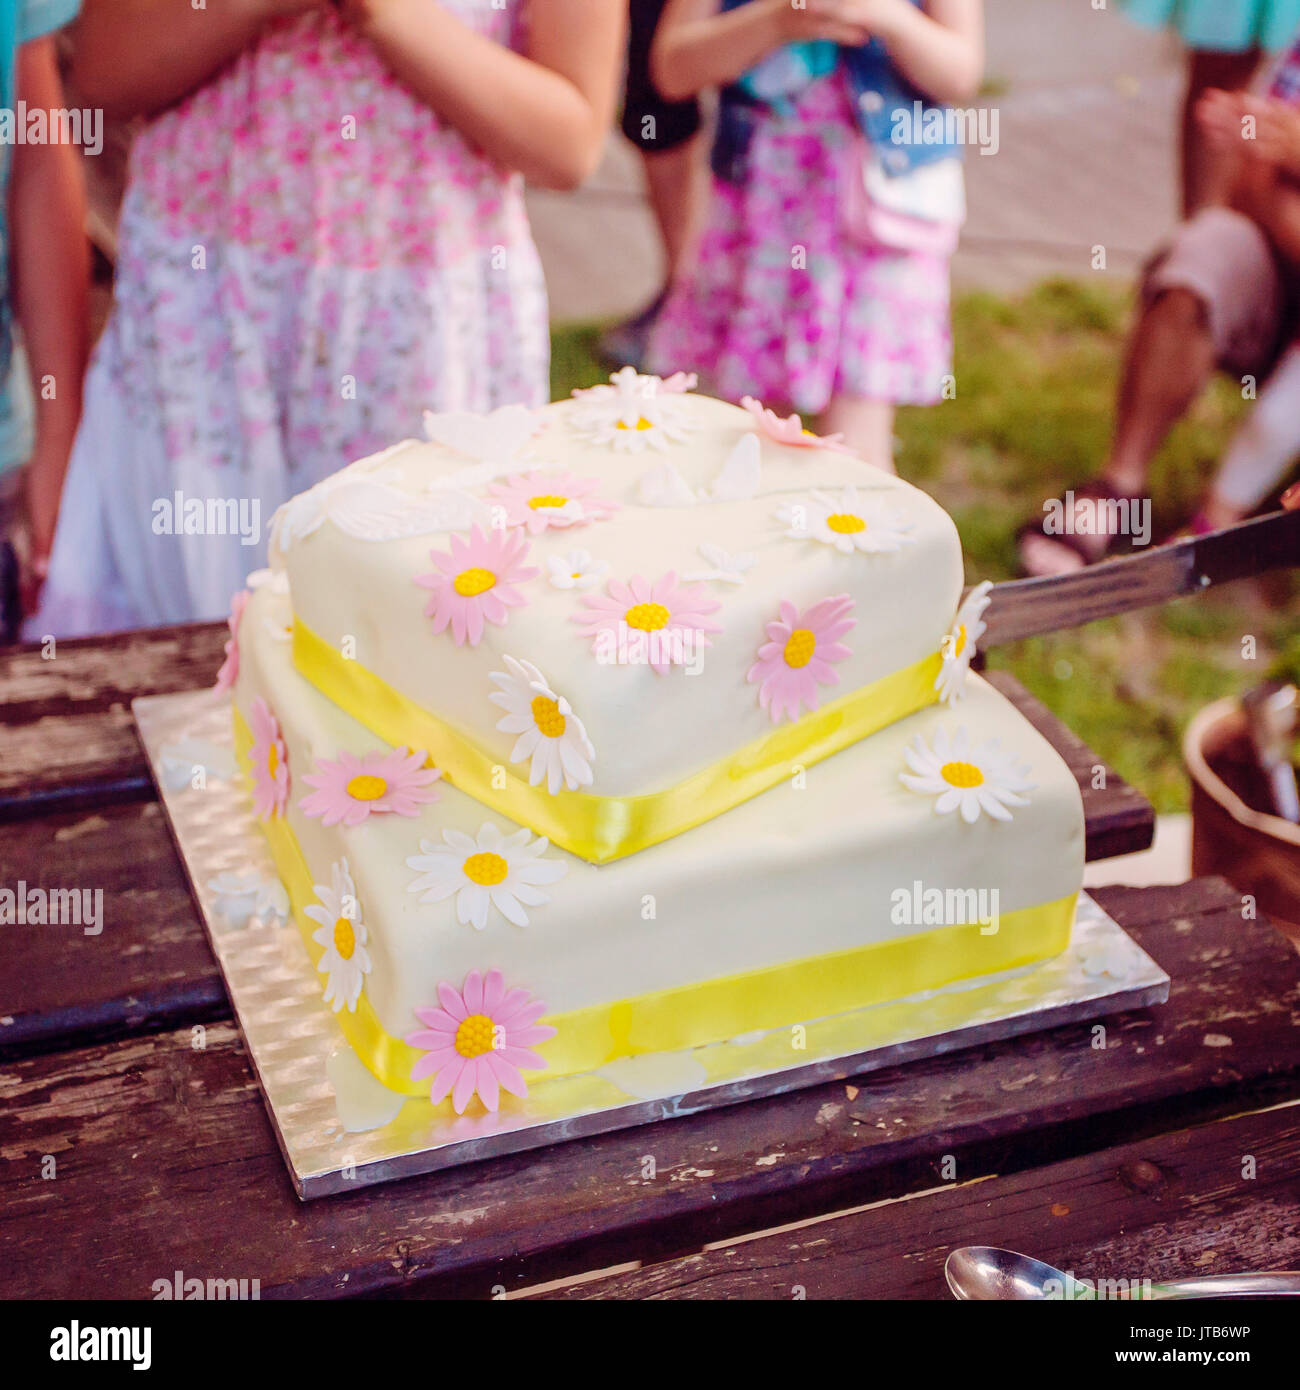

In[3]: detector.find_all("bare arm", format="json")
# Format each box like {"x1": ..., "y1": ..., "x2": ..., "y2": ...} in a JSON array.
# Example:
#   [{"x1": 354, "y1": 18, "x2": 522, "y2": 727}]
[
  {"x1": 856, "y1": 0, "x2": 984, "y2": 104},
  {"x1": 347, "y1": 0, "x2": 624, "y2": 191},
  {"x1": 67, "y1": 0, "x2": 323, "y2": 121},
  {"x1": 9, "y1": 39, "x2": 90, "y2": 587},
  {"x1": 651, "y1": 0, "x2": 868, "y2": 103}
]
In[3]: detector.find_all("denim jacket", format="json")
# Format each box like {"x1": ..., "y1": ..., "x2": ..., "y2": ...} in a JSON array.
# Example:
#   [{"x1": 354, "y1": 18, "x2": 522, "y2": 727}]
[{"x1": 711, "y1": 0, "x2": 963, "y2": 183}]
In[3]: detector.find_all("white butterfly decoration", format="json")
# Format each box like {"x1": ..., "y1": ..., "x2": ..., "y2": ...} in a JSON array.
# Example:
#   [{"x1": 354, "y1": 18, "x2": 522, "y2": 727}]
[
  {"x1": 682, "y1": 543, "x2": 758, "y2": 586},
  {"x1": 158, "y1": 738, "x2": 238, "y2": 792},
  {"x1": 207, "y1": 870, "x2": 291, "y2": 929},
  {"x1": 422, "y1": 403, "x2": 542, "y2": 489},
  {"x1": 274, "y1": 474, "x2": 490, "y2": 550},
  {"x1": 244, "y1": 567, "x2": 290, "y2": 595},
  {"x1": 637, "y1": 460, "x2": 698, "y2": 508},
  {"x1": 636, "y1": 433, "x2": 763, "y2": 508}
]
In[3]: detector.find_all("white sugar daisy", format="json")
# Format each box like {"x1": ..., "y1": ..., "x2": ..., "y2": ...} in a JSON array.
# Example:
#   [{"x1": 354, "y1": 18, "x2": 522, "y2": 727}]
[
  {"x1": 488, "y1": 656, "x2": 595, "y2": 793},
  {"x1": 935, "y1": 580, "x2": 993, "y2": 706},
  {"x1": 569, "y1": 366, "x2": 694, "y2": 453},
  {"x1": 407, "y1": 823, "x2": 567, "y2": 930},
  {"x1": 777, "y1": 487, "x2": 915, "y2": 555},
  {"x1": 900, "y1": 726, "x2": 1035, "y2": 824},
  {"x1": 303, "y1": 858, "x2": 372, "y2": 1012},
  {"x1": 546, "y1": 548, "x2": 608, "y2": 591}
]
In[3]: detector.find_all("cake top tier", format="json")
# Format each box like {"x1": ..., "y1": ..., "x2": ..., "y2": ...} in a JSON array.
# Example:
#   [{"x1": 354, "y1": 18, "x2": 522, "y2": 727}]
[{"x1": 272, "y1": 371, "x2": 969, "y2": 862}]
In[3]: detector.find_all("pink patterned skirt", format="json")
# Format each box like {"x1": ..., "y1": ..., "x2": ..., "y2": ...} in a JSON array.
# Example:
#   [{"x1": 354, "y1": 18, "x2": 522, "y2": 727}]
[{"x1": 648, "y1": 73, "x2": 952, "y2": 414}]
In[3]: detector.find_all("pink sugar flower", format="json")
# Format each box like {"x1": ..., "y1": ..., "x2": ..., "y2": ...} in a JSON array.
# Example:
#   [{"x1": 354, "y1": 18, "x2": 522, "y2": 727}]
[
  {"x1": 574, "y1": 572, "x2": 722, "y2": 675},
  {"x1": 747, "y1": 594, "x2": 856, "y2": 724},
  {"x1": 406, "y1": 968, "x2": 557, "y2": 1114},
  {"x1": 488, "y1": 469, "x2": 620, "y2": 535},
  {"x1": 298, "y1": 746, "x2": 441, "y2": 828},
  {"x1": 248, "y1": 696, "x2": 289, "y2": 818},
  {"x1": 740, "y1": 395, "x2": 852, "y2": 452},
  {"x1": 413, "y1": 525, "x2": 539, "y2": 647},
  {"x1": 214, "y1": 589, "x2": 251, "y2": 692}
]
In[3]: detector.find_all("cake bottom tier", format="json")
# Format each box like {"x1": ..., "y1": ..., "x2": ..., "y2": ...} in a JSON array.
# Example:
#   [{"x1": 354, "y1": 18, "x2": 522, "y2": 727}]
[{"x1": 232, "y1": 584, "x2": 1085, "y2": 1109}]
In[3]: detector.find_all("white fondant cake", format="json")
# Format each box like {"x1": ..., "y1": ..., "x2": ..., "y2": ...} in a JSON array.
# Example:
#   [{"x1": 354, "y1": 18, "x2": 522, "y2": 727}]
[{"x1": 220, "y1": 372, "x2": 1086, "y2": 1115}]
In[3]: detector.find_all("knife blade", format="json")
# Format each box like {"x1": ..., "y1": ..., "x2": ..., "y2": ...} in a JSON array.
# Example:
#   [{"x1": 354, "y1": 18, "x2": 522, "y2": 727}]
[{"x1": 980, "y1": 507, "x2": 1300, "y2": 647}]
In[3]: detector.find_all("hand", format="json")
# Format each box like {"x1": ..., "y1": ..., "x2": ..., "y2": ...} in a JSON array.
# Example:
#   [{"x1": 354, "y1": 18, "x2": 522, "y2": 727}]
[
  {"x1": 254, "y1": 0, "x2": 334, "y2": 20},
  {"x1": 18, "y1": 542, "x2": 47, "y2": 619},
  {"x1": 769, "y1": 0, "x2": 873, "y2": 47},
  {"x1": 1248, "y1": 98, "x2": 1300, "y2": 179},
  {"x1": 1195, "y1": 87, "x2": 1247, "y2": 155}
]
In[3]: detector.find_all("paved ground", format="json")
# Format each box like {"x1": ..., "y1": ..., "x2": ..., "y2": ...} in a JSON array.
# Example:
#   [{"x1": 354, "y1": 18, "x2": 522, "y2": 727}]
[{"x1": 529, "y1": 0, "x2": 1187, "y2": 320}]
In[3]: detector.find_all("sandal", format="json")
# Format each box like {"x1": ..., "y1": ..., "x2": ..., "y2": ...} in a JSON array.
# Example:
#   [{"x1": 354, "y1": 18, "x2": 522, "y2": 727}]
[{"x1": 1016, "y1": 476, "x2": 1146, "y2": 577}]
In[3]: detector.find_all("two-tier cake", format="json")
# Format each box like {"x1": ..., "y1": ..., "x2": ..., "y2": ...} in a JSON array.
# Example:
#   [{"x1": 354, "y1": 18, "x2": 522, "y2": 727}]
[{"x1": 219, "y1": 369, "x2": 1085, "y2": 1114}]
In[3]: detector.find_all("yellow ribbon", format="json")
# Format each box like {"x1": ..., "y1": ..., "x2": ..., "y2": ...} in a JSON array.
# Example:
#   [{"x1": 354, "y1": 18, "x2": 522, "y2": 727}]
[
  {"x1": 235, "y1": 708, "x2": 1075, "y2": 1099},
  {"x1": 292, "y1": 619, "x2": 945, "y2": 864}
]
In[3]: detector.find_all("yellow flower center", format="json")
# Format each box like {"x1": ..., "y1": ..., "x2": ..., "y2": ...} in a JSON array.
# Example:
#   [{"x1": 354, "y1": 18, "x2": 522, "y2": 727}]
[
  {"x1": 784, "y1": 628, "x2": 816, "y2": 668},
  {"x1": 267, "y1": 744, "x2": 279, "y2": 778},
  {"x1": 954, "y1": 624, "x2": 968, "y2": 658},
  {"x1": 826, "y1": 512, "x2": 866, "y2": 534},
  {"x1": 345, "y1": 774, "x2": 388, "y2": 801},
  {"x1": 463, "y1": 851, "x2": 509, "y2": 886},
  {"x1": 940, "y1": 760, "x2": 984, "y2": 789},
  {"x1": 453, "y1": 567, "x2": 496, "y2": 598},
  {"x1": 625, "y1": 601, "x2": 670, "y2": 631},
  {"x1": 528, "y1": 494, "x2": 568, "y2": 510},
  {"x1": 531, "y1": 694, "x2": 567, "y2": 738},
  {"x1": 332, "y1": 916, "x2": 356, "y2": 960},
  {"x1": 455, "y1": 1013, "x2": 498, "y2": 1059},
  {"x1": 615, "y1": 417, "x2": 654, "y2": 431}
]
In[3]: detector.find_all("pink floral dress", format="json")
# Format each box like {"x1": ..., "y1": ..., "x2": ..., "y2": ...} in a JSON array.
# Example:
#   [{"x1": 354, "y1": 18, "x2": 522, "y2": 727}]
[
  {"x1": 31, "y1": 1, "x2": 547, "y2": 637},
  {"x1": 647, "y1": 69, "x2": 952, "y2": 416}
]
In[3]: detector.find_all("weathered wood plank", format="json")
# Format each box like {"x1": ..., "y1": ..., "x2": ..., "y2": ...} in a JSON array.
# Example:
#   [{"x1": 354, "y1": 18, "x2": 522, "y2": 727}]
[
  {"x1": 984, "y1": 670, "x2": 1154, "y2": 862},
  {"x1": 0, "y1": 622, "x2": 226, "y2": 823},
  {"x1": 2, "y1": 882, "x2": 1297, "y2": 1300},
  {"x1": 530, "y1": 1100, "x2": 1300, "y2": 1299},
  {"x1": 0, "y1": 801, "x2": 228, "y2": 1057}
]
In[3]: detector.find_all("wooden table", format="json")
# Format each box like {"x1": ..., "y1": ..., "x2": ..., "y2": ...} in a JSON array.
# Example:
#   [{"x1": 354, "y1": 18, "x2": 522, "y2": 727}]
[{"x1": 3, "y1": 624, "x2": 1298, "y2": 1300}]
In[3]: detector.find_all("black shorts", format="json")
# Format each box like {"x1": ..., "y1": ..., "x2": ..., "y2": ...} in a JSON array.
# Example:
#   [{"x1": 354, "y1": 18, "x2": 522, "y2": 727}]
[{"x1": 621, "y1": 0, "x2": 702, "y2": 151}]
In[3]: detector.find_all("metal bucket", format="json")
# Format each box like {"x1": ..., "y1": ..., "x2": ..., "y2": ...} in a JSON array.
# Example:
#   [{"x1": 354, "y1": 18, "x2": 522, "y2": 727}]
[{"x1": 1185, "y1": 699, "x2": 1300, "y2": 946}]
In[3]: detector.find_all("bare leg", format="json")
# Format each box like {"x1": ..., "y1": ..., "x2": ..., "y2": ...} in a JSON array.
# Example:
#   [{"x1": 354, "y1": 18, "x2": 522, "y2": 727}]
[
  {"x1": 641, "y1": 136, "x2": 703, "y2": 282},
  {"x1": 820, "y1": 396, "x2": 896, "y2": 472},
  {"x1": 1201, "y1": 342, "x2": 1300, "y2": 525},
  {"x1": 1020, "y1": 287, "x2": 1217, "y2": 575},
  {"x1": 1183, "y1": 48, "x2": 1262, "y2": 215}
]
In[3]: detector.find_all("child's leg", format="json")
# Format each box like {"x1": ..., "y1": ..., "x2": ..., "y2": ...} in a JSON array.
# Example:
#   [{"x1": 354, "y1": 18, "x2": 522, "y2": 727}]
[
  {"x1": 821, "y1": 396, "x2": 896, "y2": 473},
  {"x1": 1201, "y1": 340, "x2": 1300, "y2": 525}
]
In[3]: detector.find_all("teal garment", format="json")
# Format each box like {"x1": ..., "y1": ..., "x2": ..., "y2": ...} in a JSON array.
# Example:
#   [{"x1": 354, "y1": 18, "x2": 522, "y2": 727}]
[
  {"x1": 1120, "y1": 0, "x2": 1300, "y2": 53},
  {"x1": 0, "y1": 0, "x2": 82, "y2": 480}
]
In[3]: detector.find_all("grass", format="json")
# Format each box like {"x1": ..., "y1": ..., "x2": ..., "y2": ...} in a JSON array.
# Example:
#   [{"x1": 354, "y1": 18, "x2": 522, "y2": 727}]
[{"x1": 551, "y1": 279, "x2": 1300, "y2": 813}]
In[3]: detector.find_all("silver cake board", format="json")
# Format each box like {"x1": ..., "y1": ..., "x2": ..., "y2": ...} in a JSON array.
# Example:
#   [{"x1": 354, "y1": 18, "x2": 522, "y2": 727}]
[{"x1": 133, "y1": 689, "x2": 1170, "y2": 1200}]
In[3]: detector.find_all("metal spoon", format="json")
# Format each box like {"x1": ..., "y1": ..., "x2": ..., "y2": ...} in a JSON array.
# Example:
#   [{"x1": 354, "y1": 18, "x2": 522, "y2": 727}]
[{"x1": 945, "y1": 1246, "x2": 1300, "y2": 1300}]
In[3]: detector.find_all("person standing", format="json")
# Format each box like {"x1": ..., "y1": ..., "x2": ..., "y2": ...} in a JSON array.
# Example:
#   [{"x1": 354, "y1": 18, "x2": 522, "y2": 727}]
[
  {"x1": 0, "y1": 2, "x2": 89, "y2": 641},
  {"x1": 28, "y1": 0, "x2": 622, "y2": 637},
  {"x1": 1119, "y1": 0, "x2": 1300, "y2": 212}
]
